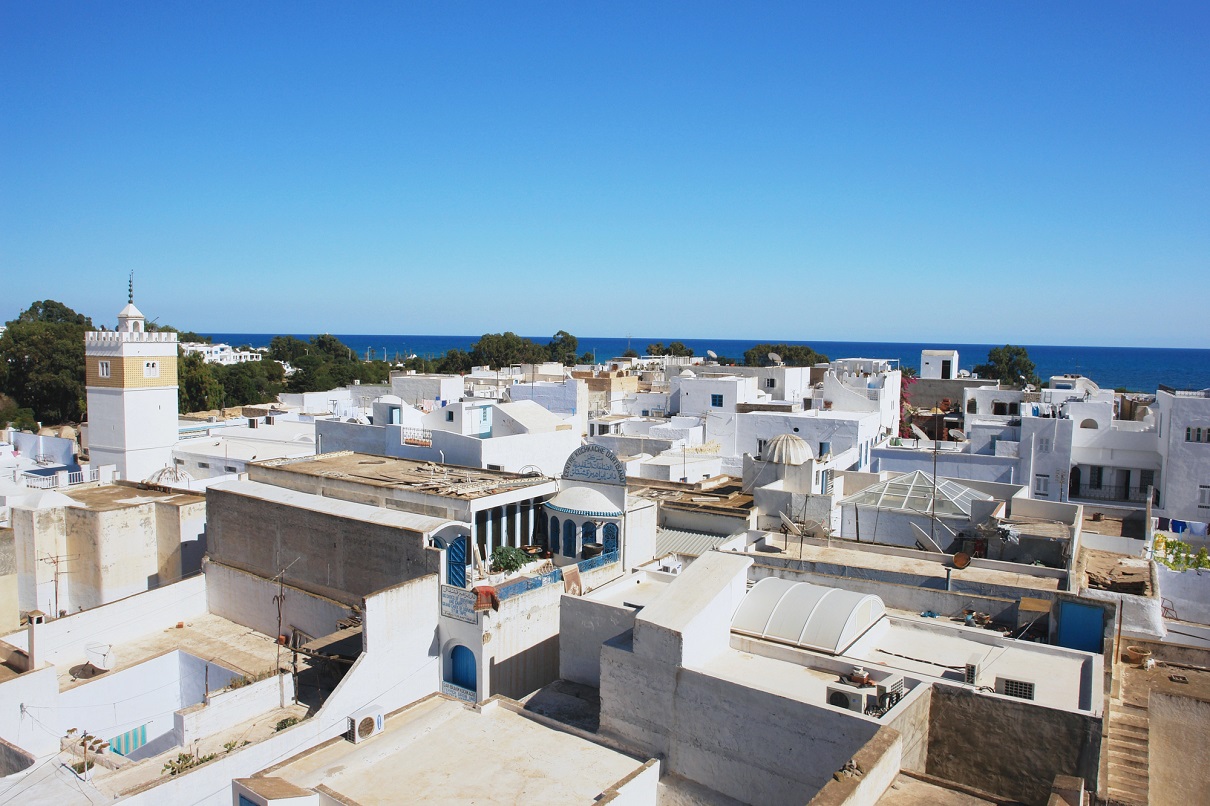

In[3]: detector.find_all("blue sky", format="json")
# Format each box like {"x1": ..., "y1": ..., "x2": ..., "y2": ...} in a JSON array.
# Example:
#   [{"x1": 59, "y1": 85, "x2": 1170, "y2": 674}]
[{"x1": 2, "y1": 3, "x2": 1207, "y2": 346}]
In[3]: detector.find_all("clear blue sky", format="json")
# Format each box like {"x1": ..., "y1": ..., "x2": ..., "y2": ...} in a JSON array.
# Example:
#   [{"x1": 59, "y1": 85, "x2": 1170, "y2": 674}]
[{"x1": 2, "y1": 3, "x2": 1207, "y2": 347}]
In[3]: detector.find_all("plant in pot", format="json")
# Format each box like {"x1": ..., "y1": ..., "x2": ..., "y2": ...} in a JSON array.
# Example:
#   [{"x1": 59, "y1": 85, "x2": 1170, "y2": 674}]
[{"x1": 490, "y1": 546, "x2": 529, "y2": 575}]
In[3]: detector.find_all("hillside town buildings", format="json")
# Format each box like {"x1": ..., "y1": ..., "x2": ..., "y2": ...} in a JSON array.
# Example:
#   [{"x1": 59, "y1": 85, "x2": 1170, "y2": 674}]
[{"x1": 2, "y1": 303, "x2": 1210, "y2": 804}]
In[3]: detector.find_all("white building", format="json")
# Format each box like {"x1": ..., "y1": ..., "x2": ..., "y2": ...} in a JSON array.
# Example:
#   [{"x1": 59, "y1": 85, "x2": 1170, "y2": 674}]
[
  {"x1": 84, "y1": 298, "x2": 179, "y2": 483},
  {"x1": 921, "y1": 348, "x2": 960, "y2": 380},
  {"x1": 179, "y1": 341, "x2": 262, "y2": 365}
]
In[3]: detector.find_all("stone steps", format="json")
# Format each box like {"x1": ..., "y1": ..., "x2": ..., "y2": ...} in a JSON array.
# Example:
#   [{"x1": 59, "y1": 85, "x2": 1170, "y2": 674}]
[{"x1": 1105, "y1": 696, "x2": 1150, "y2": 806}]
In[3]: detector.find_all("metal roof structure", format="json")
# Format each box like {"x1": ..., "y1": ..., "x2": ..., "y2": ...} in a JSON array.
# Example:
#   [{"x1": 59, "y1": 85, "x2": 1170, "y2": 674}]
[
  {"x1": 731, "y1": 577, "x2": 885, "y2": 656},
  {"x1": 655, "y1": 527, "x2": 744, "y2": 558},
  {"x1": 840, "y1": 470, "x2": 991, "y2": 518}
]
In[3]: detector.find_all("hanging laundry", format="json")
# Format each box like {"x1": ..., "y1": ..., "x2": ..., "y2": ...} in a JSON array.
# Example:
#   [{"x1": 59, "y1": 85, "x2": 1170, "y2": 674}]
[
  {"x1": 1188, "y1": 521, "x2": 1209, "y2": 537},
  {"x1": 1170, "y1": 520, "x2": 1188, "y2": 534}
]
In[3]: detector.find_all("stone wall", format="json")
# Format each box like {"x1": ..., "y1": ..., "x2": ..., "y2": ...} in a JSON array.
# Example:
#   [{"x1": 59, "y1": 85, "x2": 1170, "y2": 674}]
[
  {"x1": 1149, "y1": 691, "x2": 1210, "y2": 806},
  {"x1": 925, "y1": 683, "x2": 1101, "y2": 806}
]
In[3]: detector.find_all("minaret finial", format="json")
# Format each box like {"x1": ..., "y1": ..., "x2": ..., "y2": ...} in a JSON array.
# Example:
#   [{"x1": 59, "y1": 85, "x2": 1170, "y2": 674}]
[{"x1": 128, "y1": 271, "x2": 134, "y2": 304}]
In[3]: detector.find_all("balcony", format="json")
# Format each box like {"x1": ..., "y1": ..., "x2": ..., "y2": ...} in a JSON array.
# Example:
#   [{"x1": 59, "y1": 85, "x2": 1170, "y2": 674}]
[{"x1": 1070, "y1": 483, "x2": 1152, "y2": 505}]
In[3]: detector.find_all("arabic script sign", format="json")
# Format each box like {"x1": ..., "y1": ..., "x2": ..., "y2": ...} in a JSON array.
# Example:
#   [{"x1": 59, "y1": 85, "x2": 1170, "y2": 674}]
[
  {"x1": 562, "y1": 444, "x2": 626, "y2": 486},
  {"x1": 440, "y1": 585, "x2": 478, "y2": 624}
]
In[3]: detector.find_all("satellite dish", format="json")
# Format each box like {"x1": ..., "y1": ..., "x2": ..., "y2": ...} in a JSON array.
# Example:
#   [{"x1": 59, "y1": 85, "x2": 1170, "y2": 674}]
[
  {"x1": 953, "y1": 552, "x2": 972, "y2": 569},
  {"x1": 948, "y1": 429, "x2": 967, "y2": 441},
  {"x1": 706, "y1": 349, "x2": 718, "y2": 360},
  {"x1": 768, "y1": 352, "x2": 782, "y2": 364},
  {"x1": 910, "y1": 424, "x2": 930, "y2": 442},
  {"x1": 779, "y1": 512, "x2": 803, "y2": 536}
]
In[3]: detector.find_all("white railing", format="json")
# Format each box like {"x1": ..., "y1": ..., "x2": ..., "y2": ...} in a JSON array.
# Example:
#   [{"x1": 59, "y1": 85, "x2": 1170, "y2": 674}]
[{"x1": 21, "y1": 467, "x2": 100, "y2": 490}]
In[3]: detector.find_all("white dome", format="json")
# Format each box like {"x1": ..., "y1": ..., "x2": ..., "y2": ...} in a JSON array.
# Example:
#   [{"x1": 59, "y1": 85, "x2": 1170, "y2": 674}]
[
  {"x1": 679, "y1": 369, "x2": 696, "y2": 378},
  {"x1": 377, "y1": 394, "x2": 403, "y2": 404},
  {"x1": 545, "y1": 486, "x2": 623, "y2": 518},
  {"x1": 764, "y1": 433, "x2": 813, "y2": 465},
  {"x1": 117, "y1": 302, "x2": 144, "y2": 320}
]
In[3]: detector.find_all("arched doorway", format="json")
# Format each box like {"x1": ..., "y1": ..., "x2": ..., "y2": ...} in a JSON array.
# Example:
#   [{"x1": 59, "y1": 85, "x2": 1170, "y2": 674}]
[
  {"x1": 1069, "y1": 466, "x2": 1081, "y2": 499},
  {"x1": 562, "y1": 519, "x2": 577, "y2": 557},
  {"x1": 582, "y1": 521, "x2": 597, "y2": 546},
  {"x1": 603, "y1": 522, "x2": 619, "y2": 554},
  {"x1": 449, "y1": 645, "x2": 476, "y2": 691},
  {"x1": 549, "y1": 517, "x2": 560, "y2": 553}
]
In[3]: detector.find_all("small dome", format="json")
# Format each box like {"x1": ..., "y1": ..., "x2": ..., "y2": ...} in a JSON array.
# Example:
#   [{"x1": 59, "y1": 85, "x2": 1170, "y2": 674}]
[
  {"x1": 118, "y1": 302, "x2": 144, "y2": 320},
  {"x1": 764, "y1": 433, "x2": 813, "y2": 465},
  {"x1": 545, "y1": 485, "x2": 623, "y2": 518},
  {"x1": 377, "y1": 394, "x2": 403, "y2": 405},
  {"x1": 679, "y1": 369, "x2": 696, "y2": 378}
]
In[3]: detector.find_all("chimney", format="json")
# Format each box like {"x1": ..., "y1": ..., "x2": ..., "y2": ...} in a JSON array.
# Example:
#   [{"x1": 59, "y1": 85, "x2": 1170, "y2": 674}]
[{"x1": 26, "y1": 610, "x2": 46, "y2": 670}]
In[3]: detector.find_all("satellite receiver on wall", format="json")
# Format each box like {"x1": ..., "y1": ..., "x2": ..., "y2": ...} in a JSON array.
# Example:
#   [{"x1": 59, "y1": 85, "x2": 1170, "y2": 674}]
[
  {"x1": 779, "y1": 512, "x2": 803, "y2": 536},
  {"x1": 768, "y1": 352, "x2": 782, "y2": 365},
  {"x1": 706, "y1": 349, "x2": 718, "y2": 362},
  {"x1": 948, "y1": 429, "x2": 967, "y2": 441},
  {"x1": 910, "y1": 424, "x2": 930, "y2": 442}
]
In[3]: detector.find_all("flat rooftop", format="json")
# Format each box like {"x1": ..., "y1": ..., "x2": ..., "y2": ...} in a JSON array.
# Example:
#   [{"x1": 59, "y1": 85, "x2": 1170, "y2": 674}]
[
  {"x1": 59, "y1": 483, "x2": 203, "y2": 512},
  {"x1": 58, "y1": 612, "x2": 287, "y2": 692},
  {"x1": 258, "y1": 695, "x2": 649, "y2": 804},
  {"x1": 586, "y1": 571, "x2": 674, "y2": 609},
  {"x1": 252, "y1": 451, "x2": 554, "y2": 500},
  {"x1": 877, "y1": 773, "x2": 997, "y2": 805},
  {"x1": 751, "y1": 534, "x2": 1063, "y2": 593},
  {"x1": 629, "y1": 477, "x2": 754, "y2": 515}
]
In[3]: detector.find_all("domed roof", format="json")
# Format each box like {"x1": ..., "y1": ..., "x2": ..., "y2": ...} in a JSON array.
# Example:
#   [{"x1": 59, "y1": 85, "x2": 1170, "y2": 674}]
[
  {"x1": 377, "y1": 394, "x2": 403, "y2": 404},
  {"x1": 679, "y1": 369, "x2": 696, "y2": 378},
  {"x1": 764, "y1": 433, "x2": 813, "y2": 465},
  {"x1": 545, "y1": 485, "x2": 623, "y2": 518},
  {"x1": 118, "y1": 302, "x2": 144, "y2": 320}
]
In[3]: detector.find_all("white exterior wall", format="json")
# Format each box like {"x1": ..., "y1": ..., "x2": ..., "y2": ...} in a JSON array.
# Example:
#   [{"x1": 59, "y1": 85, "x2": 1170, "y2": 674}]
[
  {"x1": 87, "y1": 385, "x2": 179, "y2": 482},
  {"x1": 921, "y1": 350, "x2": 959, "y2": 380},
  {"x1": 676, "y1": 376, "x2": 762, "y2": 417},
  {"x1": 1155, "y1": 391, "x2": 1210, "y2": 520}
]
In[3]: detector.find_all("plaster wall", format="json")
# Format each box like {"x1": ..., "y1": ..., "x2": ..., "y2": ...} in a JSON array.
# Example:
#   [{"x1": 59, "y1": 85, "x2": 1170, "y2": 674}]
[
  {"x1": 10, "y1": 432, "x2": 75, "y2": 466},
  {"x1": 1148, "y1": 691, "x2": 1210, "y2": 806},
  {"x1": 478, "y1": 429, "x2": 581, "y2": 476},
  {"x1": 0, "y1": 530, "x2": 16, "y2": 632},
  {"x1": 12, "y1": 504, "x2": 67, "y2": 614},
  {"x1": 203, "y1": 560, "x2": 353, "y2": 642},
  {"x1": 560, "y1": 595, "x2": 638, "y2": 687},
  {"x1": 0, "y1": 663, "x2": 58, "y2": 756},
  {"x1": 64, "y1": 502, "x2": 160, "y2": 611},
  {"x1": 314, "y1": 418, "x2": 386, "y2": 456},
  {"x1": 884, "y1": 683, "x2": 930, "y2": 773},
  {"x1": 625, "y1": 499, "x2": 659, "y2": 570},
  {"x1": 206, "y1": 486, "x2": 441, "y2": 603},
  {"x1": 0, "y1": 735, "x2": 35, "y2": 776},
  {"x1": 389, "y1": 374, "x2": 462, "y2": 406},
  {"x1": 925, "y1": 683, "x2": 1101, "y2": 805},
  {"x1": 1, "y1": 575, "x2": 208, "y2": 666},
  {"x1": 1155, "y1": 564, "x2": 1210, "y2": 625},
  {"x1": 176, "y1": 673, "x2": 292, "y2": 747},
  {"x1": 1155, "y1": 391, "x2": 1210, "y2": 520},
  {"x1": 872, "y1": 446, "x2": 1017, "y2": 484}
]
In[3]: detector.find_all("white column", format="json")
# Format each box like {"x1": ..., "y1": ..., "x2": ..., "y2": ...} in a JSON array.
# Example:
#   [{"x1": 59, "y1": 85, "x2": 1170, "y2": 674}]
[
  {"x1": 485, "y1": 509, "x2": 495, "y2": 557},
  {"x1": 512, "y1": 504, "x2": 521, "y2": 547}
]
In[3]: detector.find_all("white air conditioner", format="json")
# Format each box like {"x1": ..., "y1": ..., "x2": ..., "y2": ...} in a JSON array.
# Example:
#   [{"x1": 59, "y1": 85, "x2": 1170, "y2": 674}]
[
  {"x1": 876, "y1": 675, "x2": 904, "y2": 700},
  {"x1": 964, "y1": 654, "x2": 982, "y2": 686},
  {"x1": 826, "y1": 683, "x2": 867, "y2": 713},
  {"x1": 345, "y1": 704, "x2": 385, "y2": 744}
]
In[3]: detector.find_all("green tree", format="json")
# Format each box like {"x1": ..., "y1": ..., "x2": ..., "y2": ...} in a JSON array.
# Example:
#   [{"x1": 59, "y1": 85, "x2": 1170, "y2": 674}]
[
  {"x1": 178, "y1": 352, "x2": 224, "y2": 413},
  {"x1": 973, "y1": 345, "x2": 1039, "y2": 387},
  {"x1": 470, "y1": 332, "x2": 548, "y2": 369},
  {"x1": 547, "y1": 330, "x2": 579, "y2": 365},
  {"x1": 742, "y1": 343, "x2": 828, "y2": 367},
  {"x1": 622, "y1": 348, "x2": 639, "y2": 358},
  {"x1": 217, "y1": 360, "x2": 286, "y2": 404},
  {"x1": 0, "y1": 300, "x2": 93, "y2": 423},
  {"x1": 667, "y1": 341, "x2": 693, "y2": 357},
  {"x1": 436, "y1": 349, "x2": 474, "y2": 375},
  {"x1": 646, "y1": 343, "x2": 665, "y2": 356},
  {"x1": 0, "y1": 392, "x2": 37, "y2": 430},
  {"x1": 267, "y1": 336, "x2": 311, "y2": 364}
]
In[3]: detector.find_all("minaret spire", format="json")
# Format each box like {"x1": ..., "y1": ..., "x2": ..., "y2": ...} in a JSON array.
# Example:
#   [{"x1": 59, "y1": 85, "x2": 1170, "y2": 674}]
[{"x1": 128, "y1": 271, "x2": 134, "y2": 304}]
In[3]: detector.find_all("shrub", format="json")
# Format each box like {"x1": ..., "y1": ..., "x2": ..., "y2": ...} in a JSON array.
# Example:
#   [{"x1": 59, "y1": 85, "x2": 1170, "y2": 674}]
[{"x1": 490, "y1": 545, "x2": 528, "y2": 574}]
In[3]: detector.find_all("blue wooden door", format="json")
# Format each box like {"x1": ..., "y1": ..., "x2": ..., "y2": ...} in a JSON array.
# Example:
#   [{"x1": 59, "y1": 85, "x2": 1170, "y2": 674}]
[
  {"x1": 549, "y1": 517, "x2": 560, "y2": 552},
  {"x1": 447, "y1": 536, "x2": 467, "y2": 588},
  {"x1": 603, "y1": 523, "x2": 619, "y2": 554},
  {"x1": 563, "y1": 520, "x2": 577, "y2": 557},
  {"x1": 450, "y1": 645, "x2": 476, "y2": 690},
  {"x1": 1057, "y1": 601, "x2": 1103, "y2": 652},
  {"x1": 583, "y1": 521, "x2": 597, "y2": 545}
]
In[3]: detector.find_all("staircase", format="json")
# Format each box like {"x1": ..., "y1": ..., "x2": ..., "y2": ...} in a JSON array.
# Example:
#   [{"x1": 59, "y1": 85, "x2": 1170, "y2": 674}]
[{"x1": 1106, "y1": 697, "x2": 1150, "y2": 805}]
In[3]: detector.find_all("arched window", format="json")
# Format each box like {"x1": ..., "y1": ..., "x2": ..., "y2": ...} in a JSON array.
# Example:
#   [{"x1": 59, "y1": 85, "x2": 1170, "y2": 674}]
[
  {"x1": 582, "y1": 521, "x2": 597, "y2": 546},
  {"x1": 1080, "y1": 418, "x2": 1099, "y2": 429},
  {"x1": 449, "y1": 645, "x2": 476, "y2": 691},
  {"x1": 603, "y1": 522, "x2": 619, "y2": 554},
  {"x1": 563, "y1": 519, "x2": 577, "y2": 558},
  {"x1": 549, "y1": 517, "x2": 559, "y2": 552}
]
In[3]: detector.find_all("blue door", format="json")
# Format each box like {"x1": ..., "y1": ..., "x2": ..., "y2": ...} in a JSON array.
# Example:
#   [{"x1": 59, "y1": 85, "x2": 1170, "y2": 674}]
[
  {"x1": 603, "y1": 523, "x2": 619, "y2": 555},
  {"x1": 447, "y1": 536, "x2": 467, "y2": 588},
  {"x1": 450, "y1": 645, "x2": 476, "y2": 690},
  {"x1": 563, "y1": 519, "x2": 577, "y2": 557},
  {"x1": 1057, "y1": 601, "x2": 1103, "y2": 652},
  {"x1": 549, "y1": 517, "x2": 560, "y2": 553}
]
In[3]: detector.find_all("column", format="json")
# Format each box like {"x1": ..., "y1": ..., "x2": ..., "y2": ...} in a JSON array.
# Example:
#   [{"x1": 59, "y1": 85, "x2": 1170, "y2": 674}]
[
  {"x1": 512, "y1": 504, "x2": 521, "y2": 547},
  {"x1": 485, "y1": 509, "x2": 496, "y2": 557}
]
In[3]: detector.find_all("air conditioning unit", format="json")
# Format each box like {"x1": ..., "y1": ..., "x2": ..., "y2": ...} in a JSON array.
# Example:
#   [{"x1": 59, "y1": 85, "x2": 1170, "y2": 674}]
[
  {"x1": 826, "y1": 683, "x2": 868, "y2": 713},
  {"x1": 345, "y1": 704, "x2": 385, "y2": 744},
  {"x1": 876, "y1": 675, "x2": 904, "y2": 700},
  {"x1": 964, "y1": 654, "x2": 982, "y2": 686}
]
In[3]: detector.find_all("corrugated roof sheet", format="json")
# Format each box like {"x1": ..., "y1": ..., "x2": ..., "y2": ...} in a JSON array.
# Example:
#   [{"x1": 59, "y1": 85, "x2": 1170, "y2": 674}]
[{"x1": 655, "y1": 527, "x2": 744, "y2": 558}]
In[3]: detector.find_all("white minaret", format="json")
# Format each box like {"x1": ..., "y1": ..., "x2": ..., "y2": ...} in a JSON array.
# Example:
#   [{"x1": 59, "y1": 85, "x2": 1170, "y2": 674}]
[{"x1": 84, "y1": 276, "x2": 179, "y2": 482}]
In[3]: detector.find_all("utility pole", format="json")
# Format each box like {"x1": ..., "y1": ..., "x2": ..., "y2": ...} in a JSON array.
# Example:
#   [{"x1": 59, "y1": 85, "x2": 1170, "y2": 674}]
[{"x1": 40, "y1": 553, "x2": 79, "y2": 616}]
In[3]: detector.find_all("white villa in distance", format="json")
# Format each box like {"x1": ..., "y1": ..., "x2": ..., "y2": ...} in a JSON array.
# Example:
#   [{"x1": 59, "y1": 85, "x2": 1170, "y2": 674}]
[{"x1": 179, "y1": 341, "x2": 263, "y2": 365}]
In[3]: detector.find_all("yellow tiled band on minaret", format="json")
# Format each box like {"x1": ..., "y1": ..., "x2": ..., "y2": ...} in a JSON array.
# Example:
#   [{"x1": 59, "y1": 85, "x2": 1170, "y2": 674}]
[{"x1": 86, "y1": 355, "x2": 179, "y2": 388}]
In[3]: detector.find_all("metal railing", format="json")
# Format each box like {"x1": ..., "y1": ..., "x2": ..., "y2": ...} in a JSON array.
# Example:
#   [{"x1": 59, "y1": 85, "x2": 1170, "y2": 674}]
[
  {"x1": 495, "y1": 551, "x2": 620, "y2": 601},
  {"x1": 1071, "y1": 483, "x2": 1150, "y2": 504},
  {"x1": 400, "y1": 427, "x2": 433, "y2": 446},
  {"x1": 21, "y1": 467, "x2": 100, "y2": 490}
]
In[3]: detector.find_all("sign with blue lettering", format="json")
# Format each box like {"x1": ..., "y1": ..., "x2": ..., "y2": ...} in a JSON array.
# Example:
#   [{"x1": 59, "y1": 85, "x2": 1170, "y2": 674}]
[
  {"x1": 440, "y1": 585, "x2": 478, "y2": 624},
  {"x1": 562, "y1": 444, "x2": 626, "y2": 486}
]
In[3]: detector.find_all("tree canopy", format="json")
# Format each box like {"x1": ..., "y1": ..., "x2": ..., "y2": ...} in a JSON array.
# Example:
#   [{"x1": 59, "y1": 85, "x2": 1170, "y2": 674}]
[
  {"x1": 742, "y1": 343, "x2": 828, "y2": 367},
  {"x1": 646, "y1": 341, "x2": 693, "y2": 357},
  {"x1": 0, "y1": 300, "x2": 93, "y2": 423},
  {"x1": 973, "y1": 345, "x2": 1039, "y2": 387}
]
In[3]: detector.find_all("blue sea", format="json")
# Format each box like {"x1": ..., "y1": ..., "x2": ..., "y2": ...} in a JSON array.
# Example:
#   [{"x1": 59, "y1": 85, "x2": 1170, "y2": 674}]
[{"x1": 203, "y1": 333, "x2": 1210, "y2": 394}]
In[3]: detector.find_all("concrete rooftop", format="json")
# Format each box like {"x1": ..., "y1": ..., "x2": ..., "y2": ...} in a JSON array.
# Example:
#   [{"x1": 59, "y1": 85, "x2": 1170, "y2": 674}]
[
  {"x1": 253, "y1": 451, "x2": 554, "y2": 500},
  {"x1": 259, "y1": 696, "x2": 649, "y2": 805},
  {"x1": 58, "y1": 484, "x2": 203, "y2": 512}
]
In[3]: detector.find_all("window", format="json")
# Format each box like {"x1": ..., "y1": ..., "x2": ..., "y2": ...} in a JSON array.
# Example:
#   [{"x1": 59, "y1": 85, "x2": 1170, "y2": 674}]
[
  {"x1": 1187, "y1": 427, "x2": 1209, "y2": 443},
  {"x1": 819, "y1": 441, "x2": 831, "y2": 457},
  {"x1": 143, "y1": 360, "x2": 159, "y2": 378},
  {"x1": 757, "y1": 438, "x2": 768, "y2": 456},
  {"x1": 225, "y1": 465, "x2": 238, "y2": 473},
  {"x1": 999, "y1": 679, "x2": 1036, "y2": 701},
  {"x1": 1038, "y1": 437, "x2": 1052, "y2": 453},
  {"x1": 1089, "y1": 466, "x2": 1103, "y2": 490},
  {"x1": 1139, "y1": 470, "x2": 1155, "y2": 493},
  {"x1": 765, "y1": 378, "x2": 776, "y2": 388},
  {"x1": 446, "y1": 411, "x2": 455, "y2": 422},
  {"x1": 98, "y1": 360, "x2": 111, "y2": 378},
  {"x1": 1009, "y1": 402, "x2": 1020, "y2": 416},
  {"x1": 197, "y1": 461, "x2": 209, "y2": 469},
  {"x1": 1200, "y1": 486, "x2": 1210, "y2": 509},
  {"x1": 992, "y1": 402, "x2": 1008, "y2": 416},
  {"x1": 710, "y1": 394, "x2": 723, "y2": 408},
  {"x1": 1034, "y1": 474, "x2": 1050, "y2": 496}
]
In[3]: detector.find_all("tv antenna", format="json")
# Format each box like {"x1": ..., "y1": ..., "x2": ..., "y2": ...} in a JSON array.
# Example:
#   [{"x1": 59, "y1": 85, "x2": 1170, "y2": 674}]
[{"x1": 948, "y1": 429, "x2": 967, "y2": 442}]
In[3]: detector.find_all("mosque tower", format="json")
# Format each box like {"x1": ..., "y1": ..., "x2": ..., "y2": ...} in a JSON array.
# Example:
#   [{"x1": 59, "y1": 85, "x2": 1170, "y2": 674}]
[{"x1": 84, "y1": 276, "x2": 179, "y2": 481}]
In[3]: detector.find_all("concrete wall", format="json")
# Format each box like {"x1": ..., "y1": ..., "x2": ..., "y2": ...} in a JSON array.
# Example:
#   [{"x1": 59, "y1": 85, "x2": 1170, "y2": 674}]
[
  {"x1": 885, "y1": 683, "x2": 931, "y2": 773},
  {"x1": 204, "y1": 560, "x2": 353, "y2": 644},
  {"x1": 925, "y1": 683, "x2": 1101, "y2": 806},
  {"x1": 560, "y1": 595, "x2": 638, "y2": 687},
  {"x1": 1148, "y1": 691, "x2": 1210, "y2": 806},
  {"x1": 804, "y1": 727, "x2": 903, "y2": 806},
  {"x1": 0, "y1": 530, "x2": 16, "y2": 632},
  {"x1": 206, "y1": 486, "x2": 440, "y2": 604},
  {"x1": 0, "y1": 663, "x2": 59, "y2": 756},
  {"x1": 1155, "y1": 564, "x2": 1210, "y2": 625},
  {"x1": 0, "y1": 735, "x2": 35, "y2": 776},
  {"x1": 176, "y1": 673, "x2": 293, "y2": 747},
  {"x1": 315, "y1": 418, "x2": 386, "y2": 455},
  {"x1": 597, "y1": 758, "x2": 660, "y2": 806}
]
